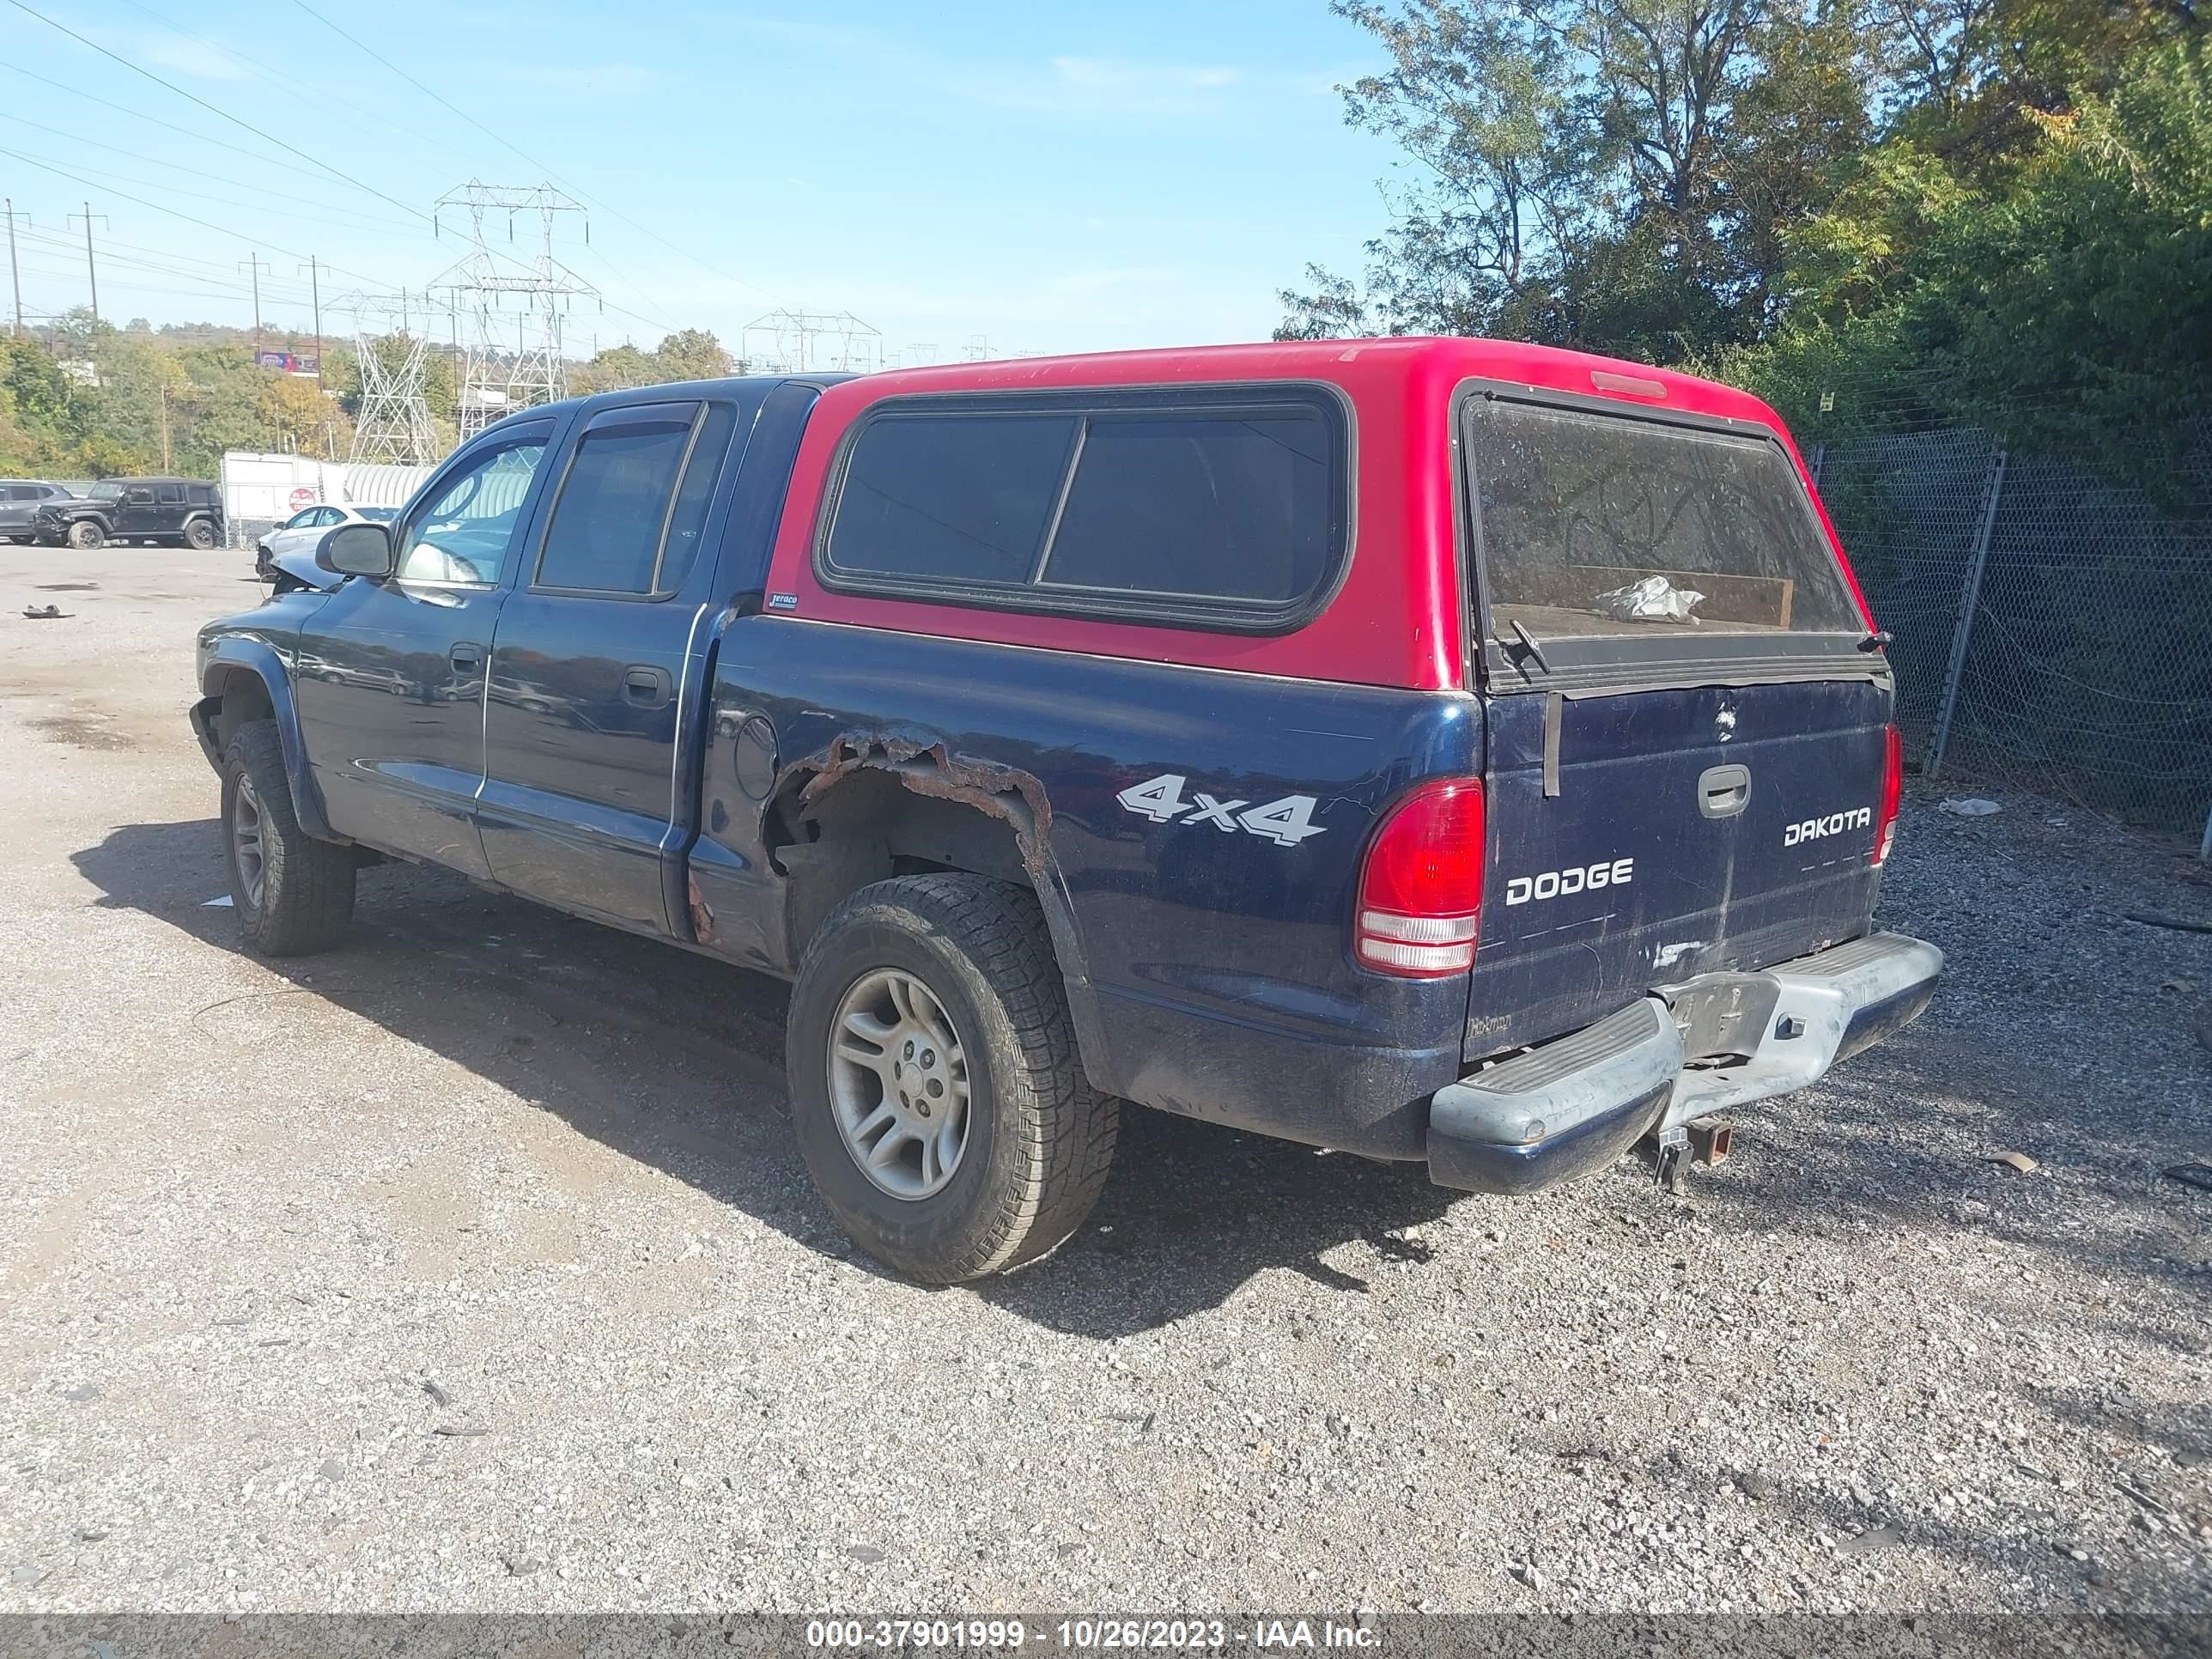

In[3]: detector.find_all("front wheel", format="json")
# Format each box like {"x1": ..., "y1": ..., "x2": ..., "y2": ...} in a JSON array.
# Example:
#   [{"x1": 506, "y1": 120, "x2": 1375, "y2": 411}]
[
  {"x1": 222, "y1": 720, "x2": 356, "y2": 955},
  {"x1": 787, "y1": 873, "x2": 1119, "y2": 1283},
  {"x1": 66, "y1": 521, "x2": 103, "y2": 550}
]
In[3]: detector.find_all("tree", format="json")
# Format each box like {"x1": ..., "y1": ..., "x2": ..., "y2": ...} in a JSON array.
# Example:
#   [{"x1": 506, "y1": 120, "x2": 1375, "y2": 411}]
[
  {"x1": 260, "y1": 373, "x2": 352, "y2": 460},
  {"x1": 650, "y1": 329, "x2": 734, "y2": 383},
  {"x1": 1717, "y1": 37, "x2": 2212, "y2": 480},
  {"x1": 1281, "y1": 1, "x2": 1877, "y2": 361},
  {"x1": 569, "y1": 342, "x2": 659, "y2": 394}
]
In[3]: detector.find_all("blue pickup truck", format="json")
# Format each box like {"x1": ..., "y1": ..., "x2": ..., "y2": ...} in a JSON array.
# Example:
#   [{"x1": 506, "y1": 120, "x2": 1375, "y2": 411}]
[{"x1": 191, "y1": 337, "x2": 1942, "y2": 1282}]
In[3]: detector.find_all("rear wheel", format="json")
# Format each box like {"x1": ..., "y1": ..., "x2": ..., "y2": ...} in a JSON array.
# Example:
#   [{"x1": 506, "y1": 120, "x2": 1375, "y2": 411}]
[
  {"x1": 222, "y1": 720, "x2": 356, "y2": 955},
  {"x1": 66, "y1": 520, "x2": 103, "y2": 550},
  {"x1": 185, "y1": 519, "x2": 217, "y2": 550},
  {"x1": 787, "y1": 873, "x2": 1118, "y2": 1283}
]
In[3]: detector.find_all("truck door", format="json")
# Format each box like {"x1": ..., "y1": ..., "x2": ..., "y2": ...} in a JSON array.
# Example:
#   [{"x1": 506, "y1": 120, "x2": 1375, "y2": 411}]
[
  {"x1": 477, "y1": 395, "x2": 755, "y2": 934},
  {"x1": 1461, "y1": 387, "x2": 1896, "y2": 1059},
  {"x1": 293, "y1": 422, "x2": 557, "y2": 878}
]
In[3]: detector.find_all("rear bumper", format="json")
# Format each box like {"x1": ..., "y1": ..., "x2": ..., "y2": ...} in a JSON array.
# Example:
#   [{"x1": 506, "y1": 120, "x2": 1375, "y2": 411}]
[{"x1": 1429, "y1": 932, "x2": 1942, "y2": 1195}]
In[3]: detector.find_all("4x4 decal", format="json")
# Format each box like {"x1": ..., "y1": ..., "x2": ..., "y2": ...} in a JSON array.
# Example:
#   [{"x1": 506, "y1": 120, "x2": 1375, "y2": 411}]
[{"x1": 1115, "y1": 773, "x2": 1328, "y2": 848}]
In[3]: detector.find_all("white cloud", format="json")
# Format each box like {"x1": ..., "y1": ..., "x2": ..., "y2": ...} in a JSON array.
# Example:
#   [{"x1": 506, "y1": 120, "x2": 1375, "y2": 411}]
[
  {"x1": 720, "y1": 16, "x2": 1304, "y2": 120},
  {"x1": 137, "y1": 33, "x2": 251, "y2": 82},
  {"x1": 957, "y1": 55, "x2": 1249, "y2": 116},
  {"x1": 505, "y1": 62, "x2": 656, "y2": 95}
]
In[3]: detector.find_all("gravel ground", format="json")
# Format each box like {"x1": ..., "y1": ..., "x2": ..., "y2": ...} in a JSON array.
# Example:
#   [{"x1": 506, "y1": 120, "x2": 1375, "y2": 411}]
[{"x1": 0, "y1": 544, "x2": 2209, "y2": 1618}]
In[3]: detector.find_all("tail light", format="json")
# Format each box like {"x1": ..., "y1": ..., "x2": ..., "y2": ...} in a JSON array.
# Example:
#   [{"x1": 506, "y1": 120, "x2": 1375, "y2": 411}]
[
  {"x1": 1873, "y1": 724, "x2": 1904, "y2": 866},
  {"x1": 1354, "y1": 778, "x2": 1486, "y2": 976}
]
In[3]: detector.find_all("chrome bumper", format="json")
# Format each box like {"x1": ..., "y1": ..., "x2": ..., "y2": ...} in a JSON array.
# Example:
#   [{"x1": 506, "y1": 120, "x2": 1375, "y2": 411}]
[{"x1": 1428, "y1": 932, "x2": 1943, "y2": 1195}]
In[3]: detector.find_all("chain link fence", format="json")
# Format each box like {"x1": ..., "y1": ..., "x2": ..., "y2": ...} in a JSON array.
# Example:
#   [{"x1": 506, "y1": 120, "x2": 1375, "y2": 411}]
[{"x1": 1811, "y1": 419, "x2": 2212, "y2": 847}]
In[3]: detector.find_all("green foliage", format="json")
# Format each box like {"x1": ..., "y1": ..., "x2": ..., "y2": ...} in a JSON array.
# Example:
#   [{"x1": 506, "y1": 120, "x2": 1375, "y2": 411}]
[
  {"x1": 570, "y1": 330, "x2": 737, "y2": 395},
  {"x1": 1281, "y1": 0, "x2": 1877, "y2": 362},
  {"x1": 1722, "y1": 39, "x2": 2212, "y2": 482},
  {"x1": 1287, "y1": 1, "x2": 2212, "y2": 476}
]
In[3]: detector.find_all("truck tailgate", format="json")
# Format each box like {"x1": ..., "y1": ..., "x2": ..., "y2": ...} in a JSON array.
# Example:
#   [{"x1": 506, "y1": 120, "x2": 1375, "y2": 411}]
[{"x1": 1465, "y1": 678, "x2": 1888, "y2": 1059}]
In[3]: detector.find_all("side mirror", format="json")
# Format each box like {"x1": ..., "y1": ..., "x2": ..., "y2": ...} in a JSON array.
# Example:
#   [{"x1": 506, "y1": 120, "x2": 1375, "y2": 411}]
[{"x1": 317, "y1": 521, "x2": 394, "y2": 579}]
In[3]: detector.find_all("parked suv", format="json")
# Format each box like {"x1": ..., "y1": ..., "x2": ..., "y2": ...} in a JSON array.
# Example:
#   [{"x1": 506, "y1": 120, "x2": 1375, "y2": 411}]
[
  {"x1": 190, "y1": 339, "x2": 1942, "y2": 1282},
  {"x1": 37, "y1": 477, "x2": 222, "y2": 549},
  {"x1": 0, "y1": 479, "x2": 78, "y2": 542}
]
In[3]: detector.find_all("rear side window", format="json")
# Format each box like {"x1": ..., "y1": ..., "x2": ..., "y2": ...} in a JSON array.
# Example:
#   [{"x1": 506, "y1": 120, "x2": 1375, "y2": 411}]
[
  {"x1": 820, "y1": 389, "x2": 1347, "y2": 629},
  {"x1": 6, "y1": 485, "x2": 36, "y2": 501},
  {"x1": 1469, "y1": 398, "x2": 1862, "y2": 637},
  {"x1": 654, "y1": 403, "x2": 739, "y2": 592},
  {"x1": 1042, "y1": 414, "x2": 1333, "y2": 601},
  {"x1": 828, "y1": 414, "x2": 1076, "y2": 585},
  {"x1": 155, "y1": 483, "x2": 184, "y2": 505},
  {"x1": 536, "y1": 404, "x2": 717, "y2": 596}
]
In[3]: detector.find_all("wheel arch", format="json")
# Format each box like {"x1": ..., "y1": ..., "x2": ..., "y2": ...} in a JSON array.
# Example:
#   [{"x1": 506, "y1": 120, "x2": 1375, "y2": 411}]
[
  {"x1": 192, "y1": 638, "x2": 343, "y2": 842},
  {"x1": 766, "y1": 742, "x2": 1116, "y2": 1091}
]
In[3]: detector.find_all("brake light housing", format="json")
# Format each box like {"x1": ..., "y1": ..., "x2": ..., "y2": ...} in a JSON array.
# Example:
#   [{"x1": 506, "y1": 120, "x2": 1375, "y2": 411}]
[
  {"x1": 1874, "y1": 724, "x2": 1903, "y2": 865},
  {"x1": 1354, "y1": 778, "x2": 1486, "y2": 976}
]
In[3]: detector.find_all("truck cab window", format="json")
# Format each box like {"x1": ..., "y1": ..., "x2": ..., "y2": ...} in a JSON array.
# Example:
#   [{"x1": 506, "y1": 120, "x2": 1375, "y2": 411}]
[
  {"x1": 397, "y1": 438, "x2": 547, "y2": 586},
  {"x1": 536, "y1": 408, "x2": 709, "y2": 595}
]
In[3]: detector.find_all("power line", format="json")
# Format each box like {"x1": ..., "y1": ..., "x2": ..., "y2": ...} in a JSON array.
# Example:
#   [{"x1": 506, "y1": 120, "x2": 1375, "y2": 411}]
[
  {"x1": 112, "y1": 0, "x2": 467, "y2": 182},
  {"x1": 0, "y1": 141, "x2": 420, "y2": 239},
  {"x1": 3, "y1": 0, "x2": 433, "y2": 228},
  {"x1": 0, "y1": 114, "x2": 424, "y2": 235},
  {"x1": 0, "y1": 63, "x2": 396, "y2": 194},
  {"x1": 0, "y1": 145, "x2": 401, "y2": 299},
  {"x1": 12, "y1": 228, "x2": 319, "y2": 310},
  {"x1": 286, "y1": 0, "x2": 784, "y2": 312}
]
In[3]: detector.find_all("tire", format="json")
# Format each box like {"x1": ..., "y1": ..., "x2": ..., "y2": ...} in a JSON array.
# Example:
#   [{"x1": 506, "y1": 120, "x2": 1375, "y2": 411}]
[
  {"x1": 787, "y1": 873, "x2": 1118, "y2": 1283},
  {"x1": 66, "y1": 520, "x2": 103, "y2": 550},
  {"x1": 221, "y1": 720, "x2": 356, "y2": 955},
  {"x1": 185, "y1": 520, "x2": 217, "y2": 549}
]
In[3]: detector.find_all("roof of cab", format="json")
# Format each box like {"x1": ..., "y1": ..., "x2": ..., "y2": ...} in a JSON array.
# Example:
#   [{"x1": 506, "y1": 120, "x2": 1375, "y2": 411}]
[{"x1": 829, "y1": 336, "x2": 1785, "y2": 431}]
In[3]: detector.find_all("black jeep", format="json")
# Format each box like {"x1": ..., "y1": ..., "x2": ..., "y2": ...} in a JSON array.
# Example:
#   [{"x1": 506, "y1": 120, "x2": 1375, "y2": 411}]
[{"x1": 35, "y1": 478, "x2": 223, "y2": 550}]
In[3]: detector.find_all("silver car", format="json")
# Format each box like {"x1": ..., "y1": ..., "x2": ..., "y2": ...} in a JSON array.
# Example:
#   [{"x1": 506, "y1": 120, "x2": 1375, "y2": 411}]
[
  {"x1": 0, "y1": 480, "x2": 78, "y2": 543},
  {"x1": 254, "y1": 503, "x2": 398, "y2": 580}
]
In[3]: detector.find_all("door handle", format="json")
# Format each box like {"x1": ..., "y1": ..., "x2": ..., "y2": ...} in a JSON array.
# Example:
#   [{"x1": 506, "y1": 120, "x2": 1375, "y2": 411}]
[
  {"x1": 449, "y1": 641, "x2": 483, "y2": 674},
  {"x1": 623, "y1": 665, "x2": 672, "y2": 708},
  {"x1": 1698, "y1": 763, "x2": 1751, "y2": 819}
]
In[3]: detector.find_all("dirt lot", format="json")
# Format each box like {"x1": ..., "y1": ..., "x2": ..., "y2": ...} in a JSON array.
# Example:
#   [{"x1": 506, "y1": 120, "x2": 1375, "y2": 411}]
[{"x1": 1, "y1": 543, "x2": 2209, "y2": 1616}]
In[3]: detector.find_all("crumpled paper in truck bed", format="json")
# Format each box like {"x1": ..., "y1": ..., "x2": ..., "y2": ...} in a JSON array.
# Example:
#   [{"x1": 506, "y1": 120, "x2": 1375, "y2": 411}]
[{"x1": 1595, "y1": 574, "x2": 1707, "y2": 623}]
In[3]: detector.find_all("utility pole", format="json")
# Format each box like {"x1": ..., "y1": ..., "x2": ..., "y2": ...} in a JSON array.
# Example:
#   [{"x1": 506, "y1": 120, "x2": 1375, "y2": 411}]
[
  {"x1": 239, "y1": 252, "x2": 270, "y2": 350},
  {"x1": 298, "y1": 256, "x2": 323, "y2": 386},
  {"x1": 158, "y1": 380, "x2": 171, "y2": 471},
  {"x1": 67, "y1": 203, "x2": 107, "y2": 325},
  {"x1": 1, "y1": 200, "x2": 25, "y2": 337}
]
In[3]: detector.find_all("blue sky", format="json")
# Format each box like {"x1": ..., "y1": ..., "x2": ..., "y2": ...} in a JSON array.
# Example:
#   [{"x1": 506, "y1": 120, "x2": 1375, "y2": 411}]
[{"x1": 0, "y1": 2, "x2": 1401, "y2": 362}]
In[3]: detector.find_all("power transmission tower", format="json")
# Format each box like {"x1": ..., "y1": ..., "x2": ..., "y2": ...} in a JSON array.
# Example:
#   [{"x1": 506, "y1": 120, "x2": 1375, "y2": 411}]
[
  {"x1": 337, "y1": 289, "x2": 436, "y2": 465},
  {"x1": 740, "y1": 309, "x2": 882, "y2": 374},
  {"x1": 430, "y1": 182, "x2": 596, "y2": 441}
]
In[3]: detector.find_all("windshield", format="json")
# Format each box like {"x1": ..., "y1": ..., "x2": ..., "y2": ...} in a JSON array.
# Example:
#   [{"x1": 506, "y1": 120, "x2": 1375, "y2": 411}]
[
  {"x1": 355, "y1": 507, "x2": 397, "y2": 522},
  {"x1": 1468, "y1": 398, "x2": 1863, "y2": 639},
  {"x1": 89, "y1": 482, "x2": 124, "y2": 501}
]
